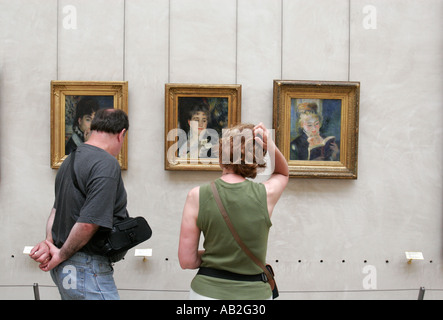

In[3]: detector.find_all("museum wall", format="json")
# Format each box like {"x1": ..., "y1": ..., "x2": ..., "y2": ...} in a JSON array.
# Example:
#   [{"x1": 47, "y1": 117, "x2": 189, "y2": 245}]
[{"x1": 0, "y1": 0, "x2": 442, "y2": 299}]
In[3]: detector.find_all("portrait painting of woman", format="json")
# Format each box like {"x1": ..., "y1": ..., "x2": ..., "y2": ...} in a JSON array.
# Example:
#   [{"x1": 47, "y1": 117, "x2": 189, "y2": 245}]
[
  {"x1": 176, "y1": 97, "x2": 228, "y2": 160},
  {"x1": 290, "y1": 99, "x2": 341, "y2": 161},
  {"x1": 64, "y1": 95, "x2": 114, "y2": 155},
  {"x1": 273, "y1": 80, "x2": 359, "y2": 179},
  {"x1": 165, "y1": 83, "x2": 241, "y2": 171}
]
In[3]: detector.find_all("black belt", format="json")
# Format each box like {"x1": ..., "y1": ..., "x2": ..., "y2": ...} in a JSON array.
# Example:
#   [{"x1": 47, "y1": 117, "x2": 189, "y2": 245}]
[{"x1": 197, "y1": 267, "x2": 268, "y2": 283}]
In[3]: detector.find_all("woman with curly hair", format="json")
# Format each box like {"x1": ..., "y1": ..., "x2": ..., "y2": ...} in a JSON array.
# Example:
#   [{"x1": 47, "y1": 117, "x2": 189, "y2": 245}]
[{"x1": 178, "y1": 123, "x2": 289, "y2": 300}]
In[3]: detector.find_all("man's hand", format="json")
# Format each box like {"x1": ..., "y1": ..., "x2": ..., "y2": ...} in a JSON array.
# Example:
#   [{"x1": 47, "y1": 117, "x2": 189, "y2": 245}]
[
  {"x1": 29, "y1": 241, "x2": 51, "y2": 265},
  {"x1": 39, "y1": 240, "x2": 64, "y2": 272}
]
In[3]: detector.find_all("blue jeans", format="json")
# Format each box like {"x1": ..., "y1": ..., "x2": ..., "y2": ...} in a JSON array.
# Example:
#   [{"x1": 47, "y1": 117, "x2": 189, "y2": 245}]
[{"x1": 50, "y1": 251, "x2": 119, "y2": 300}]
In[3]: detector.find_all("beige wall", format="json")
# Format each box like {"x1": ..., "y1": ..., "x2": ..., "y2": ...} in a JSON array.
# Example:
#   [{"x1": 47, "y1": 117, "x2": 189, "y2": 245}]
[{"x1": 0, "y1": 0, "x2": 442, "y2": 299}]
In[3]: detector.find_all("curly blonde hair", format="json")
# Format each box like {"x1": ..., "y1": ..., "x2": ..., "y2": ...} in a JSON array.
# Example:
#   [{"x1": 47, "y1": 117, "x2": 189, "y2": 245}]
[{"x1": 219, "y1": 123, "x2": 267, "y2": 179}]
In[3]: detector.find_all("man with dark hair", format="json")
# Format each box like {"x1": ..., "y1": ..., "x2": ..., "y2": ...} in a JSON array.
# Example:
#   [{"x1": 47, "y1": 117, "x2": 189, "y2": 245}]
[
  {"x1": 91, "y1": 108, "x2": 129, "y2": 134},
  {"x1": 30, "y1": 109, "x2": 129, "y2": 300}
]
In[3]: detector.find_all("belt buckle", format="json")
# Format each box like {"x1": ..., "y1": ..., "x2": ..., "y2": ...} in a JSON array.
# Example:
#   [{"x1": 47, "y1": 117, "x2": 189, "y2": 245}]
[{"x1": 261, "y1": 272, "x2": 268, "y2": 283}]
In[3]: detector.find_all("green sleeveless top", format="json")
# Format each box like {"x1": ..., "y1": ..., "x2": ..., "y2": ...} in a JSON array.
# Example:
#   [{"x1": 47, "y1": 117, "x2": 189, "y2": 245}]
[{"x1": 190, "y1": 178, "x2": 272, "y2": 299}]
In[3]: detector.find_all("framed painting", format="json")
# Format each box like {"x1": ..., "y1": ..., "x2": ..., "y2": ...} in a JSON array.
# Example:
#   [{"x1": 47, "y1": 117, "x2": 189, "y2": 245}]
[
  {"x1": 273, "y1": 80, "x2": 360, "y2": 179},
  {"x1": 51, "y1": 81, "x2": 128, "y2": 169},
  {"x1": 165, "y1": 83, "x2": 241, "y2": 171}
]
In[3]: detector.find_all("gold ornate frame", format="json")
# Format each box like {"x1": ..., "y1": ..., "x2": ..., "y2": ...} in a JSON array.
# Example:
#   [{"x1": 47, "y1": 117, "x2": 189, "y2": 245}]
[
  {"x1": 165, "y1": 83, "x2": 241, "y2": 171},
  {"x1": 50, "y1": 81, "x2": 128, "y2": 169},
  {"x1": 273, "y1": 80, "x2": 360, "y2": 179}
]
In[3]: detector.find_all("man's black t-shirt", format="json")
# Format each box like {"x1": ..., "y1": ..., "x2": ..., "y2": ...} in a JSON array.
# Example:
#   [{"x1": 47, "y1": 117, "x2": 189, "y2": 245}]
[{"x1": 52, "y1": 144, "x2": 128, "y2": 254}]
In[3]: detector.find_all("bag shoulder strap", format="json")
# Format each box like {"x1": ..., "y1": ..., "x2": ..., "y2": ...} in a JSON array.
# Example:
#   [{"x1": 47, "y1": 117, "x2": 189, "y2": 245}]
[
  {"x1": 210, "y1": 181, "x2": 273, "y2": 281},
  {"x1": 69, "y1": 149, "x2": 86, "y2": 197}
]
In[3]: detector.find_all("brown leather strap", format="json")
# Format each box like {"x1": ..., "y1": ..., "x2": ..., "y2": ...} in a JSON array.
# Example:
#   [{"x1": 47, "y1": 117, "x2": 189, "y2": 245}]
[{"x1": 210, "y1": 181, "x2": 274, "y2": 282}]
